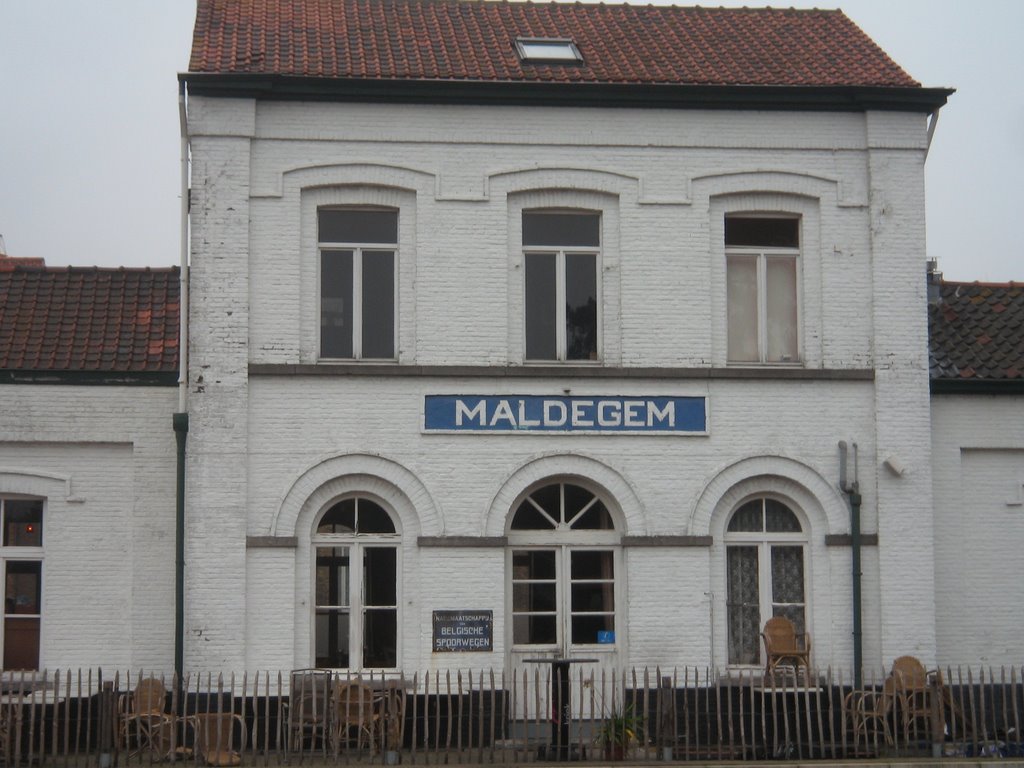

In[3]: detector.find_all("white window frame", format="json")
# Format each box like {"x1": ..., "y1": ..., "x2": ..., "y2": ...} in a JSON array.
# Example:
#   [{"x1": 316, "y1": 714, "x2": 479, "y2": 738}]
[
  {"x1": 317, "y1": 207, "x2": 399, "y2": 361},
  {"x1": 506, "y1": 482, "x2": 620, "y2": 654},
  {"x1": 724, "y1": 497, "x2": 809, "y2": 667},
  {"x1": 522, "y1": 210, "x2": 603, "y2": 363},
  {"x1": 311, "y1": 496, "x2": 402, "y2": 671},
  {"x1": 725, "y1": 215, "x2": 801, "y2": 364},
  {"x1": 0, "y1": 496, "x2": 44, "y2": 671}
]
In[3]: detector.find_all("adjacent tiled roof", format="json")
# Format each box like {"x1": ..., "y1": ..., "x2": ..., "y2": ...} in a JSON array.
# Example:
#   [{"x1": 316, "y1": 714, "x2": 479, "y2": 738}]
[
  {"x1": 929, "y1": 281, "x2": 1024, "y2": 382},
  {"x1": 0, "y1": 266, "x2": 180, "y2": 373},
  {"x1": 188, "y1": 0, "x2": 919, "y2": 88},
  {"x1": 0, "y1": 253, "x2": 46, "y2": 270}
]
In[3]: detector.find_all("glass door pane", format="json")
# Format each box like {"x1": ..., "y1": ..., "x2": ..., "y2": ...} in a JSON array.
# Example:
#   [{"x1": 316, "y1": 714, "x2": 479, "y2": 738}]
[
  {"x1": 569, "y1": 550, "x2": 614, "y2": 644},
  {"x1": 770, "y1": 545, "x2": 806, "y2": 633},
  {"x1": 315, "y1": 546, "x2": 350, "y2": 667},
  {"x1": 726, "y1": 546, "x2": 760, "y2": 664},
  {"x1": 511, "y1": 550, "x2": 557, "y2": 645},
  {"x1": 4, "y1": 560, "x2": 41, "y2": 670},
  {"x1": 363, "y1": 547, "x2": 397, "y2": 667}
]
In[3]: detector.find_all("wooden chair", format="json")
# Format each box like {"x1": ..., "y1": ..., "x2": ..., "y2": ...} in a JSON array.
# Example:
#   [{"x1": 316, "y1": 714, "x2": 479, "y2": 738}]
[
  {"x1": 118, "y1": 676, "x2": 177, "y2": 757},
  {"x1": 331, "y1": 680, "x2": 381, "y2": 754},
  {"x1": 760, "y1": 616, "x2": 811, "y2": 678}
]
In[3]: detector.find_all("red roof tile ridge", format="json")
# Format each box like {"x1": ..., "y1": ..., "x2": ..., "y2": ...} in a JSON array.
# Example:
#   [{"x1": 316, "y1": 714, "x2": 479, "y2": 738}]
[{"x1": 943, "y1": 279, "x2": 1022, "y2": 289}]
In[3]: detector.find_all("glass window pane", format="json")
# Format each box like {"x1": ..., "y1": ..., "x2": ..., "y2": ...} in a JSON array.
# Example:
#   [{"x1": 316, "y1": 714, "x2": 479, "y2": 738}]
[
  {"x1": 525, "y1": 253, "x2": 557, "y2": 360},
  {"x1": 315, "y1": 547, "x2": 350, "y2": 607},
  {"x1": 766, "y1": 256, "x2": 798, "y2": 362},
  {"x1": 364, "y1": 547, "x2": 397, "y2": 606},
  {"x1": 773, "y1": 604, "x2": 806, "y2": 636},
  {"x1": 318, "y1": 499, "x2": 356, "y2": 534},
  {"x1": 512, "y1": 550, "x2": 556, "y2": 580},
  {"x1": 5, "y1": 561, "x2": 41, "y2": 615},
  {"x1": 726, "y1": 546, "x2": 760, "y2": 665},
  {"x1": 570, "y1": 550, "x2": 613, "y2": 581},
  {"x1": 771, "y1": 546, "x2": 805, "y2": 605},
  {"x1": 356, "y1": 500, "x2": 395, "y2": 534},
  {"x1": 513, "y1": 582, "x2": 556, "y2": 612},
  {"x1": 511, "y1": 503, "x2": 556, "y2": 530},
  {"x1": 571, "y1": 582, "x2": 614, "y2": 613},
  {"x1": 361, "y1": 250, "x2": 395, "y2": 358},
  {"x1": 315, "y1": 610, "x2": 350, "y2": 668},
  {"x1": 3, "y1": 617, "x2": 39, "y2": 670},
  {"x1": 565, "y1": 253, "x2": 597, "y2": 360},
  {"x1": 573, "y1": 500, "x2": 613, "y2": 530},
  {"x1": 4, "y1": 500, "x2": 42, "y2": 546},
  {"x1": 513, "y1": 614, "x2": 557, "y2": 645},
  {"x1": 727, "y1": 254, "x2": 759, "y2": 362},
  {"x1": 725, "y1": 217, "x2": 798, "y2": 248},
  {"x1": 319, "y1": 209, "x2": 397, "y2": 244},
  {"x1": 571, "y1": 614, "x2": 614, "y2": 644},
  {"x1": 321, "y1": 250, "x2": 353, "y2": 358},
  {"x1": 363, "y1": 608, "x2": 398, "y2": 667},
  {"x1": 562, "y1": 484, "x2": 594, "y2": 522},
  {"x1": 764, "y1": 500, "x2": 802, "y2": 532},
  {"x1": 523, "y1": 212, "x2": 599, "y2": 247},
  {"x1": 727, "y1": 500, "x2": 764, "y2": 532}
]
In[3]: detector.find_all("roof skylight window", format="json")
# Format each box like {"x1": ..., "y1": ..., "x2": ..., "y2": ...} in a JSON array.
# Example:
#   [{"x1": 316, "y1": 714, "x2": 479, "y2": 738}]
[{"x1": 515, "y1": 38, "x2": 583, "y2": 63}]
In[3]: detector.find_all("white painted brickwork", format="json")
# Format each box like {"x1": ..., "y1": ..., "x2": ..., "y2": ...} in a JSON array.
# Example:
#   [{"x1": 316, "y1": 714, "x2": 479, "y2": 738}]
[
  {"x1": 182, "y1": 96, "x2": 936, "y2": 676},
  {"x1": 0, "y1": 386, "x2": 177, "y2": 671},
  {"x1": 931, "y1": 395, "x2": 1024, "y2": 666}
]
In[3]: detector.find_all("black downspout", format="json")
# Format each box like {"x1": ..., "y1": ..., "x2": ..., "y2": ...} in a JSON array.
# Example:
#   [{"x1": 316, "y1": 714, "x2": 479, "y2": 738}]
[
  {"x1": 849, "y1": 490, "x2": 863, "y2": 689},
  {"x1": 173, "y1": 412, "x2": 188, "y2": 693},
  {"x1": 839, "y1": 440, "x2": 863, "y2": 689}
]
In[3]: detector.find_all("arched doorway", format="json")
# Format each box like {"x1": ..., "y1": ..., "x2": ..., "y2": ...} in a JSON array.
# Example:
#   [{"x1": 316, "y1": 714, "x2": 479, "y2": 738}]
[{"x1": 506, "y1": 479, "x2": 622, "y2": 714}]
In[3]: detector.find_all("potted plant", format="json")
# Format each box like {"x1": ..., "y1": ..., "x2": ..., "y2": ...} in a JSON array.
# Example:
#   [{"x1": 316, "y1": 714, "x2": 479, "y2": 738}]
[{"x1": 595, "y1": 704, "x2": 642, "y2": 761}]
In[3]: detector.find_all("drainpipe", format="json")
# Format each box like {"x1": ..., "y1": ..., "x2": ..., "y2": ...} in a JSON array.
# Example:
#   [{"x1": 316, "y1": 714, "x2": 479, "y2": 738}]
[
  {"x1": 174, "y1": 79, "x2": 191, "y2": 691},
  {"x1": 925, "y1": 109, "x2": 940, "y2": 160},
  {"x1": 839, "y1": 441, "x2": 863, "y2": 689}
]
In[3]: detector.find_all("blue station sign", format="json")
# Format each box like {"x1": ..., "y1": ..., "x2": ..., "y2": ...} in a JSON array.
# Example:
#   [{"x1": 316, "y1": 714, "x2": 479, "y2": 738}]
[{"x1": 423, "y1": 395, "x2": 706, "y2": 434}]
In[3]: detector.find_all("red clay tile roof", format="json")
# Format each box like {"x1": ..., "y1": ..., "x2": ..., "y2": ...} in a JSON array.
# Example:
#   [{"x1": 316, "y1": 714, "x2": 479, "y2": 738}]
[
  {"x1": 0, "y1": 266, "x2": 180, "y2": 374},
  {"x1": 188, "y1": 0, "x2": 919, "y2": 88},
  {"x1": 930, "y1": 281, "x2": 1024, "y2": 382}
]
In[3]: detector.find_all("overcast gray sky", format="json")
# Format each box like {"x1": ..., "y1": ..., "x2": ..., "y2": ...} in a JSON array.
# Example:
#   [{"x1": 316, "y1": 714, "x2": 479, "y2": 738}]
[{"x1": 0, "y1": 0, "x2": 1021, "y2": 281}]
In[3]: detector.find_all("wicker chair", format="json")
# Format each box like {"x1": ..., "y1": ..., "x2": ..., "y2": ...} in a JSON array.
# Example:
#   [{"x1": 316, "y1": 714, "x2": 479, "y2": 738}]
[
  {"x1": 891, "y1": 655, "x2": 933, "y2": 736},
  {"x1": 760, "y1": 616, "x2": 811, "y2": 678},
  {"x1": 331, "y1": 680, "x2": 381, "y2": 754},
  {"x1": 119, "y1": 677, "x2": 177, "y2": 757},
  {"x1": 844, "y1": 673, "x2": 900, "y2": 747},
  {"x1": 287, "y1": 669, "x2": 332, "y2": 752},
  {"x1": 191, "y1": 712, "x2": 248, "y2": 767}
]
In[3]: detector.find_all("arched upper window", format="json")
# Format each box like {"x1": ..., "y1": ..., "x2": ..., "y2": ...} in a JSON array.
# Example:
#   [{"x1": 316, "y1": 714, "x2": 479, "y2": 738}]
[
  {"x1": 724, "y1": 497, "x2": 807, "y2": 665},
  {"x1": 510, "y1": 482, "x2": 614, "y2": 531},
  {"x1": 313, "y1": 496, "x2": 399, "y2": 669}
]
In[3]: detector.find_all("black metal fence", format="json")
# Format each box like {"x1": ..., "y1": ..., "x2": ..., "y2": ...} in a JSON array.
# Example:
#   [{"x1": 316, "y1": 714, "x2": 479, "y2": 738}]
[{"x1": 0, "y1": 665, "x2": 1021, "y2": 765}]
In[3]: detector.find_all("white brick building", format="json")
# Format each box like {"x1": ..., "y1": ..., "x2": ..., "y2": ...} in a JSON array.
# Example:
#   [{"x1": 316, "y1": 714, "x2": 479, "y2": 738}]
[{"x1": 1, "y1": 0, "x2": 1019, "y2": 681}]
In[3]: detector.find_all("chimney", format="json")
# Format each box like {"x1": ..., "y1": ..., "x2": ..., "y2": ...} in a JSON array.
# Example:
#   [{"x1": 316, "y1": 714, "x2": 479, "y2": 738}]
[{"x1": 927, "y1": 258, "x2": 942, "y2": 305}]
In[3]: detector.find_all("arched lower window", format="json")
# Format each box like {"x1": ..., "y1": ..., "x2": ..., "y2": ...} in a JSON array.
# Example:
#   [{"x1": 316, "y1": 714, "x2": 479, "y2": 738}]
[
  {"x1": 508, "y1": 482, "x2": 617, "y2": 649},
  {"x1": 725, "y1": 497, "x2": 806, "y2": 665},
  {"x1": 1, "y1": 497, "x2": 44, "y2": 670},
  {"x1": 313, "y1": 497, "x2": 399, "y2": 669}
]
